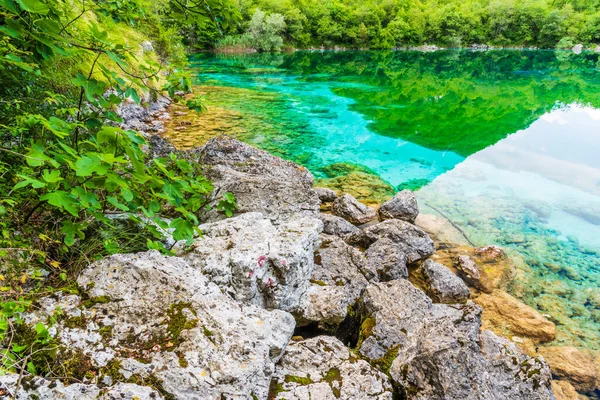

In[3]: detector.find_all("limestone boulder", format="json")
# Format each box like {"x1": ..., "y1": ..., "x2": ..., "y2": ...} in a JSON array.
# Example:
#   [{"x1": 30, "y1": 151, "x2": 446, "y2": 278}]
[
  {"x1": 474, "y1": 290, "x2": 557, "y2": 343},
  {"x1": 421, "y1": 259, "x2": 470, "y2": 303},
  {"x1": 0, "y1": 375, "x2": 163, "y2": 400},
  {"x1": 270, "y1": 336, "x2": 393, "y2": 399},
  {"x1": 178, "y1": 212, "x2": 322, "y2": 312},
  {"x1": 332, "y1": 194, "x2": 377, "y2": 225},
  {"x1": 538, "y1": 346, "x2": 598, "y2": 393},
  {"x1": 378, "y1": 190, "x2": 419, "y2": 223},
  {"x1": 298, "y1": 235, "x2": 371, "y2": 326},
  {"x1": 193, "y1": 136, "x2": 320, "y2": 221},
  {"x1": 364, "y1": 238, "x2": 408, "y2": 280},
  {"x1": 356, "y1": 280, "x2": 432, "y2": 361},
  {"x1": 353, "y1": 280, "x2": 554, "y2": 400},
  {"x1": 391, "y1": 317, "x2": 554, "y2": 400},
  {"x1": 21, "y1": 251, "x2": 296, "y2": 400},
  {"x1": 346, "y1": 219, "x2": 435, "y2": 263},
  {"x1": 314, "y1": 187, "x2": 338, "y2": 203}
]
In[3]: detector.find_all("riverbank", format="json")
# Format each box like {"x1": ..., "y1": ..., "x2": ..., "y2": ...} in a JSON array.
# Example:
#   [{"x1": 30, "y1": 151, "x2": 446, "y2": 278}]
[{"x1": 0, "y1": 135, "x2": 569, "y2": 399}]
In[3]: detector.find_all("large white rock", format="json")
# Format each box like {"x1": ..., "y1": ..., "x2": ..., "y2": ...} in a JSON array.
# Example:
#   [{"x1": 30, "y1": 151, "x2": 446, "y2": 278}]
[
  {"x1": 20, "y1": 251, "x2": 296, "y2": 400},
  {"x1": 193, "y1": 136, "x2": 320, "y2": 221},
  {"x1": 0, "y1": 375, "x2": 163, "y2": 400},
  {"x1": 178, "y1": 212, "x2": 322, "y2": 312}
]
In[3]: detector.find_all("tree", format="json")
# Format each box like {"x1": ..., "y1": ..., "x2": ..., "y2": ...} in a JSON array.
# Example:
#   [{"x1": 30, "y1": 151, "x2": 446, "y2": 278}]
[{"x1": 247, "y1": 8, "x2": 287, "y2": 51}]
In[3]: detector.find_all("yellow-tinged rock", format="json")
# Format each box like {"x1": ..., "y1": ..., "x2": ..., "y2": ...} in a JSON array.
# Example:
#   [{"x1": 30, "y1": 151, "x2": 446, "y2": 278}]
[
  {"x1": 474, "y1": 290, "x2": 556, "y2": 343},
  {"x1": 551, "y1": 380, "x2": 581, "y2": 400},
  {"x1": 538, "y1": 346, "x2": 598, "y2": 393}
]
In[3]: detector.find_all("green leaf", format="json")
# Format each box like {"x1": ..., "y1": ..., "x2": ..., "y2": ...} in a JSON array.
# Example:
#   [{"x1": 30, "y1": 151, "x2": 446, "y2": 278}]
[
  {"x1": 40, "y1": 191, "x2": 80, "y2": 217},
  {"x1": 170, "y1": 218, "x2": 194, "y2": 241},
  {"x1": 26, "y1": 361, "x2": 37, "y2": 375},
  {"x1": 11, "y1": 344, "x2": 27, "y2": 353},
  {"x1": 25, "y1": 143, "x2": 59, "y2": 167},
  {"x1": 97, "y1": 126, "x2": 120, "y2": 145},
  {"x1": 14, "y1": 174, "x2": 46, "y2": 190},
  {"x1": 74, "y1": 155, "x2": 97, "y2": 177},
  {"x1": 106, "y1": 196, "x2": 129, "y2": 211},
  {"x1": 42, "y1": 169, "x2": 62, "y2": 183},
  {"x1": 61, "y1": 220, "x2": 85, "y2": 246},
  {"x1": 15, "y1": 0, "x2": 50, "y2": 14}
]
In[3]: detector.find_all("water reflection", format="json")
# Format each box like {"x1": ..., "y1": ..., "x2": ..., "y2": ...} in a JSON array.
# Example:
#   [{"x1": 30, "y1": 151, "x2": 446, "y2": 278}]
[{"x1": 417, "y1": 105, "x2": 600, "y2": 348}]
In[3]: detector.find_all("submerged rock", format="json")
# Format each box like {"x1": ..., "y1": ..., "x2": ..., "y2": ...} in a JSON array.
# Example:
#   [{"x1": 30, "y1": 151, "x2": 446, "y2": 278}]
[
  {"x1": 421, "y1": 259, "x2": 470, "y2": 304},
  {"x1": 378, "y1": 190, "x2": 419, "y2": 223},
  {"x1": 456, "y1": 254, "x2": 492, "y2": 293},
  {"x1": 332, "y1": 193, "x2": 377, "y2": 225},
  {"x1": 178, "y1": 212, "x2": 322, "y2": 312},
  {"x1": 538, "y1": 346, "x2": 598, "y2": 393},
  {"x1": 346, "y1": 219, "x2": 435, "y2": 263},
  {"x1": 23, "y1": 251, "x2": 296, "y2": 399},
  {"x1": 193, "y1": 136, "x2": 320, "y2": 221},
  {"x1": 474, "y1": 290, "x2": 557, "y2": 343},
  {"x1": 315, "y1": 163, "x2": 395, "y2": 205},
  {"x1": 319, "y1": 213, "x2": 360, "y2": 238},
  {"x1": 270, "y1": 336, "x2": 394, "y2": 399},
  {"x1": 551, "y1": 380, "x2": 580, "y2": 400}
]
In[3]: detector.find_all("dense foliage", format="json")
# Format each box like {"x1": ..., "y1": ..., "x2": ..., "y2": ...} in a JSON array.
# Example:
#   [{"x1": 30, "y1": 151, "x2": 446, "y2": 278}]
[
  {"x1": 206, "y1": 0, "x2": 600, "y2": 50},
  {"x1": 0, "y1": 0, "x2": 238, "y2": 379}
]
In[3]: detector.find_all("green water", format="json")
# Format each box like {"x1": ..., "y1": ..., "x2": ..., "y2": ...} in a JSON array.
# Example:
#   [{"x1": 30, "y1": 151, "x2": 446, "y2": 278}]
[{"x1": 185, "y1": 50, "x2": 600, "y2": 349}]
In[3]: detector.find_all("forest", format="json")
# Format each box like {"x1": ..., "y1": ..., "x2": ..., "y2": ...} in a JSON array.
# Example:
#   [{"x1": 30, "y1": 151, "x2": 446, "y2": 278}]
[{"x1": 210, "y1": 0, "x2": 600, "y2": 50}]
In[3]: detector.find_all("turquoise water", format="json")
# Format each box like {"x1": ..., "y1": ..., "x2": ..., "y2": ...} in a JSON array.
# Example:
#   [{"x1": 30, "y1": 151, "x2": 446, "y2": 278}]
[{"x1": 184, "y1": 51, "x2": 600, "y2": 349}]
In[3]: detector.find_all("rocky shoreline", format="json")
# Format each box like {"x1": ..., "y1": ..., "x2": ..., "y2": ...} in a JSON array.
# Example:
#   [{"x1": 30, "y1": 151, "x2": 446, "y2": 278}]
[{"x1": 1, "y1": 135, "x2": 597, "y2": 399}]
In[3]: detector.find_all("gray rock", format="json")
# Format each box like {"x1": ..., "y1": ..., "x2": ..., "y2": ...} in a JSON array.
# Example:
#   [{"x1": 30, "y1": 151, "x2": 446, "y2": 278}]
[
  {"x1": 390, "y1": 314, "x2": 555, "y2": 400},
  {"x1": 422, "y1": 259, "x2": 470, "y2": 303},
  {"x1": 346, "y1": 219, "x2": 435, "y2": 263},
  {"x1": 378, "y1": 190, "x2": 419, "y2": 223},
  {"x1": 479, "y1": 331, "x2": 555, "y2": 399},
  {"x1": 0, "y1": 375, "x2": 163, "y2": 399},
  {"x1": 319, "y1": 213, "x2": 360, "y2": 238},
  {"x1": 116, "y1": 95, "x2": 170, "y2": 134},
  {"x1": 271, "y1": 336, "x2": 393, "y2": 399},
  {"x1": 140, "y1": 40, "x2": 154, "y2": 53},
  {"x1": 364, "y1": 238, "x2": 408, "y2": 280},
  {"x1": 298, "y1": 235, "x2": 371, "y2": 326},
  {"x1": 23, "y1": 251, "x2": 295, "y2": 400},
  {"x1": 357, "y1": 280, "x2": 432, "y2": 361},
  {"x1": 572, "y1": 44, "x2": 583, "y2": 54},
  {"x1": 193, "y1": 136, "x2": 320, "y2": 221},
  {"x1": 332, "y1": 194, "x2": 377, "y2": 225},
  {"x1": 314, "y1": 187, "x2": 338, "y2": 203},
  {"x1": 178, "y1": 212, "x2": 322, "y2": 313},
  {"x1": 354, "y1": 280, "x2": 554, "y2": 400}
]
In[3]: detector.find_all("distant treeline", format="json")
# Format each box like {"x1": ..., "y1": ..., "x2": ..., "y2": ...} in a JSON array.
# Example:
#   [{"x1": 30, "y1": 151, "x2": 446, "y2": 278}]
[{"x1": 200, "y1": 0, "x2": 600, "y2": 50}]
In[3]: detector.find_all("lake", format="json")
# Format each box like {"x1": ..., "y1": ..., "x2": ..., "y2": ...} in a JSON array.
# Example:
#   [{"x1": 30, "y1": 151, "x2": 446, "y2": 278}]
[{"x1": 167, "y1": 50, "x2": 600, "y2": 350}]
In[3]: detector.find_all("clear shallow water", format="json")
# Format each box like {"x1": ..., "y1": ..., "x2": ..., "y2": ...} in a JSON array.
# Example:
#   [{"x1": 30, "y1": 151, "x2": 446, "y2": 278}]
[{"x1": 179, "y1": 50, "x2": 600, "y2": 349}]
